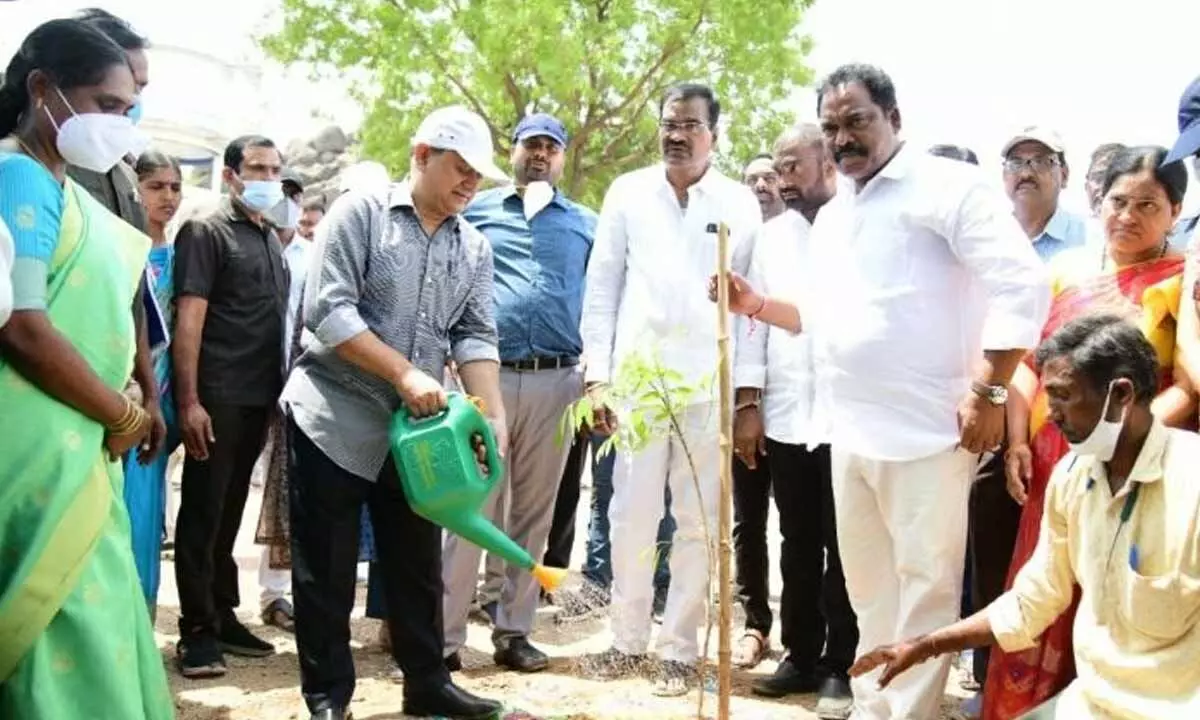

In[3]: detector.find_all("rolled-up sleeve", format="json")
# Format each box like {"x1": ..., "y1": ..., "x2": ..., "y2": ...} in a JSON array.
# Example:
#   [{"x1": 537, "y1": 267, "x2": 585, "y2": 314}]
[
  {"x1": 947, "y1": 178, "x2": 1050, "y2": 351},
  {"x1": 450, "y1": 241, "x2": 500, "y2": 365},
  {"x1": 580, "y1": 180, "x2": 628, "y2": 385},
  {"x1": 988, "y1": 460, "x2": 1076, "y2": 651},
  {"x1": 305, "y1": 192, "x2": 371, "y2": 347}
]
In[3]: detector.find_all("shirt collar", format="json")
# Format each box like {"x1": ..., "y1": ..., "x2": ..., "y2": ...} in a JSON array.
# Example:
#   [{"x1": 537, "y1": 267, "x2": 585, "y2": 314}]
[
  {"x1": 1087, "y1": 419, "x2": 1169, "y2": 494},
  {"x1": 219, "y1": 196, "x2": 262, "y2": 228},
  {"x1": 388, "y1": 180, "x2": 461, "y2": 230},
  {"x1": 657, "y1": 162, "x2": 721, "y2": 197},
  {"x1": 1038, "y1": 206, "x2": 1071, "y2": 244},
  {"x1": 501, "y1": 184, "x2": 568, "y2": 208},
  {"x1": 875, "y1": 142, "x2": 916, "y2": 182}
]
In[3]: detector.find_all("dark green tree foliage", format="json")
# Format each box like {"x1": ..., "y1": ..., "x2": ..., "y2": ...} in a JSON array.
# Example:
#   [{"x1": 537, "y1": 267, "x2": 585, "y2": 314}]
[{"x1": 262, "y1": 0, "x2": 813, "y2": 207}]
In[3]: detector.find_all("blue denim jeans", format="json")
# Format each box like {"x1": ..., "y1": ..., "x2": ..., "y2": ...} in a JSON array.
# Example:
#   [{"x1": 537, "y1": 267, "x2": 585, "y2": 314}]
[{"x1": 582, "y1": 432, "x2": 674, "y2": 596}]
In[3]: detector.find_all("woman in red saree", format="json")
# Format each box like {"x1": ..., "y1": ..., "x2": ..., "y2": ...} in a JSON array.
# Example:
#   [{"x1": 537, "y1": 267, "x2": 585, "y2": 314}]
[{"x1": 982, "y1": 145, "x2": 1198, "y2": 719}]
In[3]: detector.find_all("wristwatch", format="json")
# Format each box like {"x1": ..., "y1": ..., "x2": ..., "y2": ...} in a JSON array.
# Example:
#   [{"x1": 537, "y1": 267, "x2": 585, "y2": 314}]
[{"x1": 971, "y1": 380, "x2": 1008, "y2": 406}]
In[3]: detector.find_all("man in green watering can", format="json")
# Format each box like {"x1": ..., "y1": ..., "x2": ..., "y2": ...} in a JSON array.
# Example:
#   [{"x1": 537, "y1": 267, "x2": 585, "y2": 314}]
[{"x1": 280, "y1": 105, "x2": 509, "y2": 720}]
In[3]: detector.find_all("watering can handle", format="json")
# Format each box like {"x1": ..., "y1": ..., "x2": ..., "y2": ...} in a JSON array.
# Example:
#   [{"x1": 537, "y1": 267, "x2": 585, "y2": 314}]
[{"x1": 476, "y1": 409, "x2": 505, "y2": 487}]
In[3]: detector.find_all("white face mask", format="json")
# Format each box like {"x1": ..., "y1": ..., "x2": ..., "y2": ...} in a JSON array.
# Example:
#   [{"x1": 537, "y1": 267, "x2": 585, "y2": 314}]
[
  {"x1": 267, "y1": 198, "x2": 301, "y2": 229},
  {"x1": 239, "y1": 179, "x2": 285, "y2": 213},
  {"x1": 46, "y1": 88, "x2": 148, "y2": 174},
  {"x1": 522, "y1": 180, "x2": 554, "y2": 221},
  {"x1": 1068, "y1": 380, "x2": 1126, "y2": 462}
]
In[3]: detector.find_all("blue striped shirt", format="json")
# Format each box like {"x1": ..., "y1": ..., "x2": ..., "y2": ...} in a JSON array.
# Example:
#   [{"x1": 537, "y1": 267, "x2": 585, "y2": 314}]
[{"x1": 464, "y1": 187, "x2": 596, "y2": 362}]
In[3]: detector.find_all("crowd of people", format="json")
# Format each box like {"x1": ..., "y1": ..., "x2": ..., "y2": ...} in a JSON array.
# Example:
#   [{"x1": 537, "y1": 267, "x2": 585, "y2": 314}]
[{"x1": 1, "y1": 7, "x2": 1199, "y2": 720}]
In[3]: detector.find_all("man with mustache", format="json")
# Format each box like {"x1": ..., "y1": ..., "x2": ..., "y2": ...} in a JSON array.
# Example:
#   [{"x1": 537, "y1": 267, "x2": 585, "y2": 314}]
[
  {"x1": 743, "y1": 154, "x2": 786, "y2": 221},
  {"x1": 441, "y1": 113, "x2": 597, "y2": 674},
  {"x1": 731, "y1": 123, "x2": 857, "y2": 719},
  {"x1": 849, "y1": 314, "x2": 1200, "y2": 720},
  {"x1": 717, "y1": 63, "x2": 1050, "y2": 718},
  {"x1": 1002, "y1": 126, "x2": 1089, "y2": 262},
  {"x1": 581, "y1": 82, "x2": 761, "y2": 695}
]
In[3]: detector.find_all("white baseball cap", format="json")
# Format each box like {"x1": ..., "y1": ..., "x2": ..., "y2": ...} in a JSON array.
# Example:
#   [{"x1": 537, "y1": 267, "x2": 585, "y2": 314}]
[
  {"x1": 412, "y1": 105, "x2": 508, "y2": 182},
  {"x1": 1001, "y1": 126, "x2": 1066, "y2": 158}
]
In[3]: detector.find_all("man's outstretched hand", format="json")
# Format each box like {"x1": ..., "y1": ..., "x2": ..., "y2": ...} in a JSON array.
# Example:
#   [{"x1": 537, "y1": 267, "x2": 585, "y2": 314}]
[{"x1": 848, "y1": 638, "x2": 932, "y2": 688}]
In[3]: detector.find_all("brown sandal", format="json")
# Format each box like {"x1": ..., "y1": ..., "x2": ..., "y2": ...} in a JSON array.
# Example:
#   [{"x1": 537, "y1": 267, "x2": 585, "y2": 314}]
[{"x1": 733, "y1": 629, "x2": 769, "y2": 669}]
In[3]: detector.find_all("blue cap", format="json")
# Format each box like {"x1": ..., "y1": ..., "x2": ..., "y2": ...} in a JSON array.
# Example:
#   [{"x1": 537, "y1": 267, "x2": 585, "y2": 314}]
[
  {"x1": 513, "y1": 113, "x2": 568, "y2": 147},
  {"x1": 1165, "y1": 75, "x2": 1200, "y2": 165}
]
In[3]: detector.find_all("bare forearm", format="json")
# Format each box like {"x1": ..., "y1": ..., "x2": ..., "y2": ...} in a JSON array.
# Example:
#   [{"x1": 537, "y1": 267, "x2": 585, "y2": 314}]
[
  {"x1": 979, "y1": 348, "x2": 1027, "y2": 385},
  {"x1": 333, "y1": 330, "x2": 413, "y2": 387},
  {"x1": 913, "y1": 609, "x2": 996, "y2": 661},
  {"x1": 0, "y1": 312, "x2": 128, "y2": 425},
  {"x1": 752, "y1": 296, "x2": 802, "y2": 334},
  {"x1": 735, "y1": 387, "x2": 761, "y2": 404},
  {"x1": 1151, "y1": 384, "x2": 1198, "y2": 428},
  {"x1": 457, "y1": 359, "x2": 504, "y2": 421}
]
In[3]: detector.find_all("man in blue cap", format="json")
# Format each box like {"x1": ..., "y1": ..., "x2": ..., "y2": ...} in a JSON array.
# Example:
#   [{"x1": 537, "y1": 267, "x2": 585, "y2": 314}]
[
  {"x1": 440, "y1": 112, "x2": 598, "y2": 673},
  {"x1": 1166, "y1": 75, "x2": 1200, "y2": 248}
]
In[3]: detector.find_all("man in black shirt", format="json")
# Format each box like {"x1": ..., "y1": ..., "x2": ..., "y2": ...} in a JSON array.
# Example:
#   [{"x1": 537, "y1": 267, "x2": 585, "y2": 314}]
[{"x1": 172, "y1": 135, "x2": 288, "y2": 678}]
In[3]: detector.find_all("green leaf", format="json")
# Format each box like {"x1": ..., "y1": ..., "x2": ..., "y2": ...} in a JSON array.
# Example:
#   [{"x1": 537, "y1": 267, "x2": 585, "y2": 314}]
[{"x1": 261, "y1": 0, "x2": 816, "y2": 209}]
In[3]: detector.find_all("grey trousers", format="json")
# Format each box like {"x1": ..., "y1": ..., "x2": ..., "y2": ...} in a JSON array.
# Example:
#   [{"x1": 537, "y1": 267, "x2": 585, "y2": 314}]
[{"x1": 441, "y1": 365, "x2": 584, "y2": 652}]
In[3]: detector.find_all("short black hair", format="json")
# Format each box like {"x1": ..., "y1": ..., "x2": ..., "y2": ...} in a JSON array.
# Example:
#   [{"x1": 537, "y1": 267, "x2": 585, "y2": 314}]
[
  {"x1": 1102, "y1": 145, "x2": 1188, "y2": 206},
  {"x1": 660, "y1": 82, "x2": 720, "y2": 128},
  {"x1": 224, "y1": 135, "x2": 279, "y2": 172},
  {"x1": 75, "y1": 8, "x2": 148, "y2": 51},
  {"x1": 1034, "y1": 314, "x2": 1159, "y2": 404},
  {"x1": 928, "y1": 144, "x2": 979, "y2": 165},
  {"x1": 817, "y1": 63, "x2": 898, "y2": 115}
]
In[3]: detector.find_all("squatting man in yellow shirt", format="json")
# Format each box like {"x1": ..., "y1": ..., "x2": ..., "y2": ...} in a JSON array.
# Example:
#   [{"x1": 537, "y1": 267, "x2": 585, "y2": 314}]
[{"x1": 849, "y1": 313, "x2": 1200, "y2": 720}]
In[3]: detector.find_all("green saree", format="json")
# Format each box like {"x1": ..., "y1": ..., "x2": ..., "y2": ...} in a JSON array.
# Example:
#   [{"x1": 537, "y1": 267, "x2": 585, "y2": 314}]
[{"x1": 0, "y1": 175, "x2": 174, "y2": 719}]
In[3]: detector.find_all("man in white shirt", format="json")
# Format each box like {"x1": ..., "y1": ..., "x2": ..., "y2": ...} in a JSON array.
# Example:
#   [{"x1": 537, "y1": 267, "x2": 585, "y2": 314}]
[
  {"x1": 0, "y1": 216, "x2": 12, "y2": 328},
  {"x1": 720, "y1": 64, "x2": 1050, "y2": 719},
  {"x1": 733, "y1": 123, "x2": 857, "y2": 719},
  {"x1": 580, "y1": 82, "x2": 761, "y2": 695}
]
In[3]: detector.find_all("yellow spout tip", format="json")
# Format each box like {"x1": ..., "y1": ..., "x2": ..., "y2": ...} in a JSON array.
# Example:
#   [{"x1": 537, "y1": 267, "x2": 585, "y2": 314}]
[{"x1": 531, "y1": 564, "x2": 568, "y2": 593}]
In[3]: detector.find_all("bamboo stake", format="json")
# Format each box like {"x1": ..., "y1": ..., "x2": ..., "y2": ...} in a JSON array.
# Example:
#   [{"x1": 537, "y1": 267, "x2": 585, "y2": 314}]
[{"x1": 714, "y1": 222, "x2": 734, "y2": 720}]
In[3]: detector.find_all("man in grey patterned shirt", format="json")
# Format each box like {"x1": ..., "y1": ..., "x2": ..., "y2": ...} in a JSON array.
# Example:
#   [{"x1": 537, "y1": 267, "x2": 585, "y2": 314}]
[{"x1": 281, "y1": 106, "x2": 509, "y2": 720}]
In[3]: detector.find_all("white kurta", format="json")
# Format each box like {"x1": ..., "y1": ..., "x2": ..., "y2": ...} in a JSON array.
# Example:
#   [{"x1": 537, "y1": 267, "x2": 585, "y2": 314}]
[
  {"x1": 808, "y1": 146, "x2": 1050, "y2": 719},
  {"x1": 581, "y1": 163, "x2": 760, "y2": 663}
]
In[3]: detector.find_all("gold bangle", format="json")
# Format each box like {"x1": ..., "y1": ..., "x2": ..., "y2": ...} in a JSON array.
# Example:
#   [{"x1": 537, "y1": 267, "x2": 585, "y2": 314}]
[{"x1": 107, "y1": 397, "x2": 146, "y2": 436}]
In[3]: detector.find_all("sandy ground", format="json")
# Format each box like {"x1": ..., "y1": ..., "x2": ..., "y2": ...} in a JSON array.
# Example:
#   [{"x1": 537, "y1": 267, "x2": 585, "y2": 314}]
[{"x1": 157, "y1": 457, "x2": 973, "y2": 720}]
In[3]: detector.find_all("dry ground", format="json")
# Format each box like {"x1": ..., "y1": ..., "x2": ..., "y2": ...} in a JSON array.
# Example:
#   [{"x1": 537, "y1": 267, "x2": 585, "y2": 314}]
[{"x1": 158, "y1": 464, "x2": 971, "y2": 719}]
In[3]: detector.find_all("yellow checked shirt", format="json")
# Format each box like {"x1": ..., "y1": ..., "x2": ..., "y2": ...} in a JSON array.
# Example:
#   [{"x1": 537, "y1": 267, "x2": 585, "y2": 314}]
[{"x1": 988, "y1": 420, "x2": 1200, "y2": 719}]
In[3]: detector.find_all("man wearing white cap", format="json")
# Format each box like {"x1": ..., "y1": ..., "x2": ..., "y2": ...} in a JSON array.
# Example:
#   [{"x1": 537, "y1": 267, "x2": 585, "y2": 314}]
[
  {"x1": 1001, "y1": 126, "x2": 1090, "y2": 262},
  {"x1": 281, "y1": 105, "x2": 508, "y2": 720}
]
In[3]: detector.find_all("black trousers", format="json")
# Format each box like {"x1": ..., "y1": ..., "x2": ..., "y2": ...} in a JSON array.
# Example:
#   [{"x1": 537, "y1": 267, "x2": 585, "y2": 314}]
[
  {"x1": 289, "y1": 419, "x2": 449, "y2": 712},
  {"x1": 175, "y1": 403, "x2": 270, "y2": 636},
  {"x1": 733, "y1": 440, "x2": 858, "y2": 676},
  {"x1": 542, "y1": 432, "x2": 588, "y2": 569},
  {"x1": 968, "y1": 446, "x2": 1022, "y2": 682}
]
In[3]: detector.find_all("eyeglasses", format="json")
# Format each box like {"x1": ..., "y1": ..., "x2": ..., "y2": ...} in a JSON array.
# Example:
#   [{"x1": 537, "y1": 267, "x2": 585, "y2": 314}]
[
  {"x1": 659, "y1": 120, "x2": 709, "y2": 135},
  {"x1": 1004, "y1": 156, "x2": 1060, "y2": 174}
]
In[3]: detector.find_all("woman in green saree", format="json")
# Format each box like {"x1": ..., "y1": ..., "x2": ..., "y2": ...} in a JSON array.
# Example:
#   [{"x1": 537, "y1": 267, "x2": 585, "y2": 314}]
[{"x1": 0, "y1": 20, "x2": 173, "y2": 719}]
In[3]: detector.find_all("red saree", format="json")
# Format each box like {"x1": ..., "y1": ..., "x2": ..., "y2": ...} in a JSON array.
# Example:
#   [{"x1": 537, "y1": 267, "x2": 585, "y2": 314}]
[{"x1": 980, "y1": 254, "x2": 1185, "y2": 720}]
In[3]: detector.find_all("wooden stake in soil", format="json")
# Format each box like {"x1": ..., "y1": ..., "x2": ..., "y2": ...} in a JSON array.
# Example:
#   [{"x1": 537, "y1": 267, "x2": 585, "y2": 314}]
[{"x1": 714, "y1": 222, "x2": 734, "y2": 720}]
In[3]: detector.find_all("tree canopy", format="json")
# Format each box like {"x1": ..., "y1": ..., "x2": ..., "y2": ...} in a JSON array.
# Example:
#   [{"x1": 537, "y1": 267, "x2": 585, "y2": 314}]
[{"x1": 262, "y1": 0, "x2": 814, "y2": 208}]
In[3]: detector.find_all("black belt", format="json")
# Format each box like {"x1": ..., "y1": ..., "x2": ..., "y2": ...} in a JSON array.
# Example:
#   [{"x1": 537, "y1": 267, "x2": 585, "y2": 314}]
[{"x1": 501, "y1": 356, "x2": 579, "y2": 371}]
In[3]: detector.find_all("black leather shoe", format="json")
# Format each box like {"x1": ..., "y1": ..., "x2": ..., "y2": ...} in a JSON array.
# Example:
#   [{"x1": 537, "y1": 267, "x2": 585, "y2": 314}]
[
  {"x1": 402, "y1": 682, "x2": 502, "y2": 719},
  {"x1": 445, "y1": 651, "x2": 463, "y2": 672},
  {"x1": 751, "y1": 657, "x2": 821, "y2": 698},
  {"x1": 493, "y1": 635, "x2": 549, "y2": 673}
]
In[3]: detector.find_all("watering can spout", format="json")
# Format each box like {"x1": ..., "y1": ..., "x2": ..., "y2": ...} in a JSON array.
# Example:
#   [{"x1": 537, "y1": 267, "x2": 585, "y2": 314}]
[{"x1": 435, "y1": 510, "x2": 567, "y2": 592}]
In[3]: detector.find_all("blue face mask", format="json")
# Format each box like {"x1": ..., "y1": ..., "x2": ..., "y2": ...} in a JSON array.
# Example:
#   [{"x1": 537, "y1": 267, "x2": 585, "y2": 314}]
[
  {"x1": 127, "y1": 97, "x2": 143, "y2": 125},
  {"x1": 240, "y1": 179, "x2": 284, "y2": 213}
]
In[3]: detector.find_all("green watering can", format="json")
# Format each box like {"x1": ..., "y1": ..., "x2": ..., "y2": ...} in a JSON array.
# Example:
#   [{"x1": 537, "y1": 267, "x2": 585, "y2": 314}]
[{"x1": 389, "y1": 392, "x2": 567, "y2": 592}]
